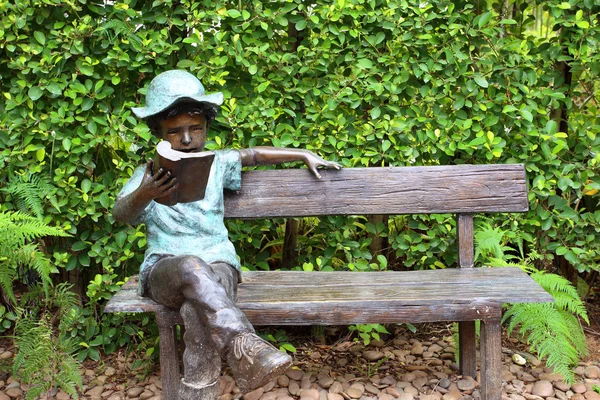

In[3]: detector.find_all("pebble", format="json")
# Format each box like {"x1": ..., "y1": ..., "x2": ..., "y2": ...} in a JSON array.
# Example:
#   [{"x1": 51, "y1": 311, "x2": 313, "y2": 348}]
[
  {"x1": 0, "y1": 352, "x2": 12, "y2": 360},
  {"x1": 512, "y1": 354, "x2": 527, "y2": 366},
  {"x1": 363, "y1": 351, "x2": 386, "y2": 361},
  {"x1": 457, "y1": 379, "x2": 476, "y2": 392},
  {"x1": 328, "y1": 394, "x2": 344, "y2": 400},
  {"x1": 244, "y1": 387, "x2": 264, "y2": 400},
  {"x1": 532, "y1": 380, "x2": 554, "y2": 397},
  {"x1": 585, "y1": 367, "x2": 600, "y2": 379},
  {"x1": 573, "y1": 383, "x2": 588, "y2": 394},
  {"x1": 287, "y1": 370, "x2": 304, "y2": 381},
  {"x1": 288, "y1": 381, "x2": 300, "y2": 396},
  {"x1": 330, "y1": 382, "x2": 344, "y2": 394},
  {"x1": 347, "y1": 383, "x2": 365, "y2": 399},
  {"x1": 4, "y1": 388, "x2": 21, "y2": 399}
]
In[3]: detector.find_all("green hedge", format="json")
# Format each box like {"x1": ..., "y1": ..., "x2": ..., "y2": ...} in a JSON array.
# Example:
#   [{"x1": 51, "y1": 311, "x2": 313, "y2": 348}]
[{"x1": 1, "y1": 0, "x2": 599, "y2": 301}]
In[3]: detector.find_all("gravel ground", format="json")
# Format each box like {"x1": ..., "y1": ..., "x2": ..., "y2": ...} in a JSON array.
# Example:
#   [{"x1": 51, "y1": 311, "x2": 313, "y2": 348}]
[{"x1": 1, "y1": 326, "x2": 599, "y2": 400}]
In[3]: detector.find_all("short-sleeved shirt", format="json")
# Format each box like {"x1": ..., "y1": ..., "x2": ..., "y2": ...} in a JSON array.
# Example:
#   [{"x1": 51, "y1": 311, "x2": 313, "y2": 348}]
[{"x1": 117, "y1": 150, "x2": 242, "y2": 296}]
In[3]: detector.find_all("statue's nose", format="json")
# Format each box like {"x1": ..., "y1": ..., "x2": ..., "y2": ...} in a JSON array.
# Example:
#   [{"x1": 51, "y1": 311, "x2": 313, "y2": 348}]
[{"x1": 181, "y1": 131, "x2": 191, "y2": 145}]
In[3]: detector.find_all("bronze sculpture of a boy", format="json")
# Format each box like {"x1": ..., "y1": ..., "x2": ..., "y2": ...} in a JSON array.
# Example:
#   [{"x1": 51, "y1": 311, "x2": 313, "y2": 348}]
[{"x1": 113, "y1": 70, "x2": 340, "y2": 399}]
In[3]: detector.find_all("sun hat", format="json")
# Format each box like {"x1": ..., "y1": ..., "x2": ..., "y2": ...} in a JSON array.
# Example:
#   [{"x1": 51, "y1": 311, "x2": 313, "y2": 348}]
[{"x1": 131, "y1": 70, "x2": 224, "y2": 119}]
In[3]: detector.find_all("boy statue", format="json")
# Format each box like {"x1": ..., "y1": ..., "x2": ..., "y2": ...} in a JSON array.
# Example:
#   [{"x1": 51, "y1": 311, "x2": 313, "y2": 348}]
[{"x1": 112, "y1": 70, "x2": 341, "y2": 399}]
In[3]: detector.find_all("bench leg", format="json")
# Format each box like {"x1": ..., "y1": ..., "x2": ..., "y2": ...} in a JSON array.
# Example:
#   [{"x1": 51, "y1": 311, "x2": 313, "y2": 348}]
[
  {"x1": 458, "y1": 321, "x2": 477, "y2": 379},
  {"x1": 156, "y1": 311, "x2": 181, "y2": 400},
  {"x1": 480, "y1": 318, "x2": 502, "y2": 400}
]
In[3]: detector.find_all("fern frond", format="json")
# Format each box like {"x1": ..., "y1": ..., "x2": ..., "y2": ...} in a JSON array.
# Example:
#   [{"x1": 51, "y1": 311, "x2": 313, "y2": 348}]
[
  {"x1": 475, "y1": 223, "x2": 507, "y2": 261},
  {"x1": 1, "y1": 175, "x2": 59, "y2": 219},
  {"x1": 503, "y1": 303, "x2": 586, "y2": 383},
  {"x1": 530, "y1": 271, "x2": 589, "y2": 323},
  {"x1": 14, "y1": 309, "x2": 82, "y2": 398}
]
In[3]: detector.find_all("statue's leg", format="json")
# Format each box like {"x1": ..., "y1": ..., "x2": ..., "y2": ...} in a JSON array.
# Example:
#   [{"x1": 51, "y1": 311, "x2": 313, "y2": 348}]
[{"x1": 146, "y1": 256, "x2": 291, "y2": 395}]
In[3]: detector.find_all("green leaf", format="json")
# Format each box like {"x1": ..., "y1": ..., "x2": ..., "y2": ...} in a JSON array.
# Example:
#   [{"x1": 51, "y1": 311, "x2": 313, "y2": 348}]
[
  {"x1": 357, "y1": 59, "x2": 373, "y2": 69},
  {"x1": 72, "y1": 241, "x2": 87, "y2": 251},
  {"x1": 46, "y1": 83, "x2": 63, "y2": 95},
  {"x1": 295, "y1": 19, "x2": 307, "y2": 30},
  {"x1": 227, "y1": 9, "x2": 241, "y2": 18},
  {"x1": 99, "y1": 192, "x2": 110, "y2": 209},
  {"x1": 28, "y1": 87, "x2": 43, "y2": 101},
  {"x1": 248, "y1": 65, "x2": 258, "y2": 75},
  {"x1": 81, "y1": 179, "x2": 92, "y2": 193},
  {"x1": 87, "y1": 347, "x2": 100, "y2": 361},
  {"x1": 370, "y1": 107, "x2": 381, "y2": 119},
  {"x1": 115, "y1": 231, "x2": 127, "y2": 248},
  {"x1": 474, "y1": 76, "x2": 488, "y2": 88},
  {"x1": 34, "y1": 31, "x2": 46, "y2": 45},
  {"x1": 63, "y1": 138, "x2": 71, "y2": 151},
  {"x1": 478, "y1": 11, "x2": 493, "y2": 28},
  {"x1": 36, "y1": 148, "x2": 45, "y2": 162},
  {"x1": 520, "y1": 109, "x2": 533, "y2": 122},
  {"x1": 545, "y1": 120, "x2": 558, "y2": 135},
  {"x1": 502, "y1": 105, "x2": 517, "y2": 113},
  {"x1": 257, "y1": 81, "x2": 270, "y2": 93}
]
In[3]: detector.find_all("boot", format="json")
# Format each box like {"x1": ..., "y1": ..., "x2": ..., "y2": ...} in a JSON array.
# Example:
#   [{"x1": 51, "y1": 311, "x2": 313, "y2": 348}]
[{"x1": 226, "y1": 332, "x2": 292, "y2": 393}]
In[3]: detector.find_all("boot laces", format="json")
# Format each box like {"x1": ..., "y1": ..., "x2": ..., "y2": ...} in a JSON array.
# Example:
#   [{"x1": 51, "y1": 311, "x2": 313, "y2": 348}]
[{"x1": 233, "y1": 332, "x2": 263, "y2": 365}]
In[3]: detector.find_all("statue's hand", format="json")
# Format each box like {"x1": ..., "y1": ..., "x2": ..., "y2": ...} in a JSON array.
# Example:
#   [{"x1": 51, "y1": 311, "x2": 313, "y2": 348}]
[
  {"x1": 138, "y1": 160, "x2": 178, "y2": 200},
  {"x1": 304, "y1": 153, "x2": 342, "y2": 179}
]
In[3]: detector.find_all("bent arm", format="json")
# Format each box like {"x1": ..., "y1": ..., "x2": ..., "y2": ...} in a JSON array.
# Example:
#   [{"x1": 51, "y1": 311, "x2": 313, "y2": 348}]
[
  {"x1": 113, "y1": 160, "x2": 178, "y2": 224},
  {"x1": 239, "y1": 147, "x2": 341, "y2": 179},
  {"x1": 112, "y1": 189, "x2": 153, "y2": 225}
]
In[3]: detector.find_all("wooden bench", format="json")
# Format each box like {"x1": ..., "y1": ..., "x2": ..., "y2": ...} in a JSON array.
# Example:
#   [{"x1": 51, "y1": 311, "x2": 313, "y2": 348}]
[{"x1": 105, "y1": 164, "x2": 553, "y2": 400}]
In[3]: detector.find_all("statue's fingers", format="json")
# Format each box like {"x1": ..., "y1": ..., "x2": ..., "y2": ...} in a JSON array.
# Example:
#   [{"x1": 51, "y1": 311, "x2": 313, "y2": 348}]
[
  {"x1": 144, "y1": 159, "x2": 154, "y2": 176},
  {"x1": 309, "y1": 166, "x2": 322, "y2": 179},
  {"x1": 162, "y1": 179, "x2": 178, "y2": 195}
]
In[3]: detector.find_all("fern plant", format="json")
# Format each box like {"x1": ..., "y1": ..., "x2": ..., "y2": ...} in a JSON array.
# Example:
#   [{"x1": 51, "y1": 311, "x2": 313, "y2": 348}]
[
  {"x1": 0, "y1": 174, "x2": 59, "y2": 220},
  {"x1": 0, "y1": 211, "x2": 69, "y2": 301},
  {"x1": 475, "y1": 222, "x2": 588, "y2": 383},
  {"x1": 13, "y1": 284, "x2": 83, "y2": 399}
]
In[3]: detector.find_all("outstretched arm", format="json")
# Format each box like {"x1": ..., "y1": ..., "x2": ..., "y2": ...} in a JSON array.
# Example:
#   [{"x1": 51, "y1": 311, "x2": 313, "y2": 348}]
[
  {"x1": 113, "y1": 160, "x2": 178, "y2": 224},
  {"x1": 239, "y1": 147, "x2": 341, "y2": 179}
]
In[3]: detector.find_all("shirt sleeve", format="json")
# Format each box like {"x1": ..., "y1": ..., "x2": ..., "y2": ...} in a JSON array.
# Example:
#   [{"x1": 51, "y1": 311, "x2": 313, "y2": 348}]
[
  {"x1": 116, "y1": 165, "x2": 154, "y2": 224},
  {"x1": 219, "y1": 150, "x2": 242, "y2": 191}
]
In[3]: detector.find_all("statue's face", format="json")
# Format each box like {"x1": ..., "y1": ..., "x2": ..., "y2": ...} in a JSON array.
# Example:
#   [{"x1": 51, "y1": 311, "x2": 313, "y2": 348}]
[{"x1": 160, "y1": 113, "x2": 208, "y2": 153}]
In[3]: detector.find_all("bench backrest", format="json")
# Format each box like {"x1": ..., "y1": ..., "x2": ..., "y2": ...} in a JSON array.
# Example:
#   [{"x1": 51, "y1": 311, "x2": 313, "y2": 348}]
[
  {"x1": 224, "y1": 164, "x2": 528, "y2": 218},
  {"x1": 225, "y1": 164, "x2": 528, "y2": 269}
]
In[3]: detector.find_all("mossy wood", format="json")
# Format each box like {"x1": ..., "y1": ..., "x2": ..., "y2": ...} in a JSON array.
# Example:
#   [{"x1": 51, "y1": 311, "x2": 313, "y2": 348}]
[{"x1": 106, "y1": 164, "x2": 551, "y2": 400}]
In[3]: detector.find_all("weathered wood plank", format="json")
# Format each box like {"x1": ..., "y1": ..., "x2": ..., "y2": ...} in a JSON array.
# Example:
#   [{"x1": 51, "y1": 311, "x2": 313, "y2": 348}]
[
  {"x1": 242, "y1": 301, "x2": 503, "y2": 325},
  {"x1": 457, "y1": 214, "x2": 474, "y2": 268},
  {"x1": 459, "y1": 321, "x2": 477, "y2": 378},
  {"x1": 481, "y1": 318, "x2": 503, "y2": 400},
  {"x1": 106, "y1": 268, "x2": 553, "y2": 318},
  {"x1": 224, "y1": 165, "x2": 528, "y2": 218}
]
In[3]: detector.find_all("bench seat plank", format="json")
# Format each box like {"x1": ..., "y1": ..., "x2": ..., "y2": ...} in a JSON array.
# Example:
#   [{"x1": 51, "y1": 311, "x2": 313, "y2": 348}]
[{"x1": 106, "y1": 267, "x2": 552, "y2": 325}]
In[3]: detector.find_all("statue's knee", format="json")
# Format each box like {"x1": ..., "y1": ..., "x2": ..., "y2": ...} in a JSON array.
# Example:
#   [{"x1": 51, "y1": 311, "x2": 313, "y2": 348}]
[{"x1": 178, "y1": 256, "x2": 213, "y2": 284}]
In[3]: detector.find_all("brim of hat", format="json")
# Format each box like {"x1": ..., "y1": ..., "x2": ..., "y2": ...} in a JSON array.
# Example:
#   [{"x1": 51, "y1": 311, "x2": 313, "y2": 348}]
[{"x1": 131, "y1": 92, "x2": 224, "y2": 119}]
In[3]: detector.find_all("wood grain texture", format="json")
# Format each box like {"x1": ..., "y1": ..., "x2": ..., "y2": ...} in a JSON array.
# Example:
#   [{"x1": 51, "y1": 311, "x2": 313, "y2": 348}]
[
  {"x1": 459, "y1": 321, "x2": 477, "y2": 378},
  {"x1": 106, "y1": 268, "x2": 551, "y2": 325},
  {"x1": 224, "y1": 165, "x2": 528, "y2": 218},
  {"x1": 156, "y1": 311, "x2": 180, "y2": 400},
  {"x1": 457, "y1": 214, "x2": 475, "y2": 268},
  {"x1": 481, "y1": 318, "x2": 503, "y2": 400}
]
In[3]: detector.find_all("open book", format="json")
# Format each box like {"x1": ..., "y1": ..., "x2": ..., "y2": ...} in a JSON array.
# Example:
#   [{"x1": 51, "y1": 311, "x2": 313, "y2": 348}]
[{"x1": 153, "y1": 141, "x2": 215, "y2": 206}]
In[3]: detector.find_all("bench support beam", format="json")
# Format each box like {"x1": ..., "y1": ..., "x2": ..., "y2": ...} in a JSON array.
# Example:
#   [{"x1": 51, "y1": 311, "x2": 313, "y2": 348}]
[
  {"x1": 156, "y1": 311, "x2": 181, "y2": 400},
  {"x1": 480, "y1": 317, "x2": 502, "y2": 400},
  {"x1": 458, "y1": 321, "x2": 477, "y2": 379}
]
